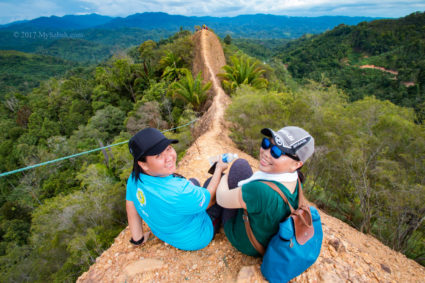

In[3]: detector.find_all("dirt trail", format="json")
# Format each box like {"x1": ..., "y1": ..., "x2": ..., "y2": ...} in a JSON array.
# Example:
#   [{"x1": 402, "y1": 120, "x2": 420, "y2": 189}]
[
  {"x1": 77, "y1": 30, "x2": 425, "y2": 283},
  {"x1": 359, "y1": 64, "x2": 398, "y2": 75},
  {"x1": 177, "y1": 29, "x2": 259, "y2": 181}
]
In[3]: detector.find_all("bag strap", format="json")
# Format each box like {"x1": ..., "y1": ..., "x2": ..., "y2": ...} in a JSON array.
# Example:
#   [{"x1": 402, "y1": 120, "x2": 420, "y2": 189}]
[
  {"x1": 243, "y1": 209, "x2": 266, "y2": 255},
  {"x1": 242, "y1": 180, "x2": 302, "y2": 255},
  {"x1": 264, "y1": 179, "x2": 307, "y2": 209},
  {"x1": 261, "y1": 181, "x2": 294, "y2": 212}
]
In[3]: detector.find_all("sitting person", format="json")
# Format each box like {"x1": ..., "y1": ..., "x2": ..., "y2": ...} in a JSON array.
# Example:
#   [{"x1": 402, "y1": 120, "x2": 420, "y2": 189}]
[
  {"x1": 216, "y1": 126, "x2": 314, "y2": 256},
  {"x1": 126, "y1": 127, "x2": 227, "y2": 250}
]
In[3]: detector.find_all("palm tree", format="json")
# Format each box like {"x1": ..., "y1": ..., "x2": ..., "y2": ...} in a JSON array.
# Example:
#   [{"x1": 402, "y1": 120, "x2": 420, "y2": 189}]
[
  {"x1": 218, "y1": 54, "x2": 268, "y2": 94},
  {"x1": 168, "y1": 69, "x2": 212, "y2": 111},
  {"x1": 160, "y1": 51, "x2": 185, "y2": 81}
]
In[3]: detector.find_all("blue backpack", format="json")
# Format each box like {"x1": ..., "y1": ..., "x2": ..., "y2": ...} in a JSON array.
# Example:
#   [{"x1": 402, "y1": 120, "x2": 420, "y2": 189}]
[{"x1": 243, "y1": 181, "x2": 323, "y2": 283}]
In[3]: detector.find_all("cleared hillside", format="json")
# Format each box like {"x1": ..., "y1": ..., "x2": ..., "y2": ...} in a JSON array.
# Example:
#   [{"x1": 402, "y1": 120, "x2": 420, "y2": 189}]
[{"x1": 277, "y1": 11, "x2": 425, "y2": 114}]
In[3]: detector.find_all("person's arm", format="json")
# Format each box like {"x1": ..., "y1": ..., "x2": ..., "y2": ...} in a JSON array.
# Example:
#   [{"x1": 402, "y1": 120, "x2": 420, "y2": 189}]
[
  {"x1": 216, "y1": 174, "x2": 247, "y2": 209},
  {"x1": 205, "y1": 159, "x2": 228, "y2": 208},
  {"x1": 126, "y1": 200, "x2": 150, "y2": 245}
]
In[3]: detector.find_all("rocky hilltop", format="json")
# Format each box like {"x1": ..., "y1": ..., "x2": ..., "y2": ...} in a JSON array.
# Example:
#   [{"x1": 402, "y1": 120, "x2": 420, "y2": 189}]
[{"x1": 77, "y1": 30, "x2": 425, "y2": 283}]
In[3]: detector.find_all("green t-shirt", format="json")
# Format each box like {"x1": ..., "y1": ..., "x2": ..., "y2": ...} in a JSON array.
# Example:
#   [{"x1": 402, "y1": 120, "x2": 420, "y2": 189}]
[{"x1": 224, "y1": 180, "x2": 299, "y2": 257}]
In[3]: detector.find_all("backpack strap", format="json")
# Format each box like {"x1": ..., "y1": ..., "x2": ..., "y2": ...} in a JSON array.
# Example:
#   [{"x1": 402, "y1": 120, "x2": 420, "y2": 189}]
[
  {"x1": 267, "y1": 179, "x2": 307, "y2": 206},
  {"x1": 242, "y1": 180, "x2": 300, "y2": 255},
  {"x1": 261, "y1": 181, "x2": 295, "y2": 213},
  {"x1": 243, "y1": 209, "x2": 266, "y2": 255}
]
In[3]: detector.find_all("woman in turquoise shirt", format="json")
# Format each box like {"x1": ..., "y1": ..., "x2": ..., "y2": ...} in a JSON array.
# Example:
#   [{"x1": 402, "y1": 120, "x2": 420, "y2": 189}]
[{"x1": 126, "y1": 127, "x2": 228, "y2": 250}]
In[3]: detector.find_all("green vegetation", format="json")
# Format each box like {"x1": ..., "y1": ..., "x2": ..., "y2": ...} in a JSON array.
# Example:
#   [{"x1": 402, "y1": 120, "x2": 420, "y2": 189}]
[
  {"x1": 232, "y1": 38, "x2": 290, "y2": 61},
  {"x1": 168, "y1": 69, "x2": 211, "y2": 111},
  {"x1": 0, "y1": 50, "x2": 77, "y2": 99},
  {"x1": 0, "y1": 28, "x2": 177, "y2": 64},
  {"x1": 277, "y1": 12, "x2": 425, "y2": 119},
  {"x1": 0, "y1": 30, "x2": 208, "y2": 282},
  {"x1": 218, "y1": 53, "x2": 268, "y2": 94},
  {"x1": 36, "y1": 38, "x2": 115, "y2": 63},
  {"x1": 224, "y1": 34, "x2": 232, "y2": 45}
]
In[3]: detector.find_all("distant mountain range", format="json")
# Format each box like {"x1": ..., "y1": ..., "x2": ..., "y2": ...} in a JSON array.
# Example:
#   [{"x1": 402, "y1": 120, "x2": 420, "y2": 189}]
[
  {"x1": 1, "y1": 12, "x2": 378, "y2": 39},
  {"x1": 0, "y1": 12, "x2": 380, "y2": 64},
  {"x1": 1, "y1": 14, "x2": 113, "y2": 30}
]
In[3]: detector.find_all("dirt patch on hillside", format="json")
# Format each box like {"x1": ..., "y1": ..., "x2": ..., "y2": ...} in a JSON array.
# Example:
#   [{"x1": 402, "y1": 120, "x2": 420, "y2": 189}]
[{"x1": 359, "y1": 64, "x2": 398, "y2": 75}]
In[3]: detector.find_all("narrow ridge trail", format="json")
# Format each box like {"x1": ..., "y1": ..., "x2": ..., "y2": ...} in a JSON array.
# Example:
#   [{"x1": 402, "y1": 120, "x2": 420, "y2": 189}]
[
  {"x1": 176, "y1": 29, "x2": 259, "y2": 181},
  {"x1": 77, "y1": 30, "x2": 425, "y2": 283}
]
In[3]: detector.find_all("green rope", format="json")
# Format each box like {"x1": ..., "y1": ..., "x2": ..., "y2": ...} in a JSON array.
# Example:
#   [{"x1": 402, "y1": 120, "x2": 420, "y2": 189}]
[{"x1": 0, "y1": 119, "x2": 199, "y2": 178}]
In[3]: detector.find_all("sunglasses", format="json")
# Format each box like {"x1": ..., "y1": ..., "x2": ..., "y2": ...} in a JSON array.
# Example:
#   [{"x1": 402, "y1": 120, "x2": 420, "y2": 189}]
[{"x1": 261, "y1": 138, "x2": 299, "y2": 161}]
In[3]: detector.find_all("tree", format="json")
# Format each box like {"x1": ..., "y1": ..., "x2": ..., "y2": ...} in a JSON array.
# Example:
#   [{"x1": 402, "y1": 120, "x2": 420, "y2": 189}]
[
  {"x1": 138, "y1": 40, "x2": 157, "y2": 65},
  {"x1": 87, "y1": 105, "x2": 126, "y2": 141},
  {"x1": 25, "y1": 163, "x2": 126, "y2": 282},
  {"x1": 138, "y1": 40, "x2": 158, "y2": 83},
  {"x1": 218, "y1": 54, "x2": 268, "y2": 94},
  {"x1": 225, "y1": 85, "x2": 292, "y2": 156},
  {"x1": 168, "y1": 69, "x2": 211, "y2": 111},
  {"x1": 160, "y1": 51, "x2": 185, "y2": 81},
  {"x1": 125, "y1": 101, "x2": 168, "y2": 135},
  {"x1": 94, "y1": 58, "x2": 146, "y2": 105},
  {"x1": 224, "y1": 34, "x2": 232, "y2": 45}
]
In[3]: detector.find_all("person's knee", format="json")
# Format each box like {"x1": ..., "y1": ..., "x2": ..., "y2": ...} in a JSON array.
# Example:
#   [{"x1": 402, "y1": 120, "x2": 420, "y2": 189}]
[
  {"x1": 228, "y1": 158, "x2": 253, "y2": 189},
  {"x1": 231, "y1": 158, "x2": 250, "y2": 169}
]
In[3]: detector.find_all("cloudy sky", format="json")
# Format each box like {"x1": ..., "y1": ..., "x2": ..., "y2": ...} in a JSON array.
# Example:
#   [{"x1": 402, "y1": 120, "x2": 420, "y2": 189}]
[{"x1": 1, "y1": 0, "x2": 424, "y2": 24}]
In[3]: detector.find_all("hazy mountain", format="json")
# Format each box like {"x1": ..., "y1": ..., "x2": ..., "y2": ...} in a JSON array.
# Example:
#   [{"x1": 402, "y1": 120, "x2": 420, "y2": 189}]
[
  {"x1": 1, "y1": 12, "x2": 378, "y2": 39},
  {"x1": 1, "y1": 13, "x2": 113, "y2": 31},
  {"x1": 100, "y1": 12, "x2": 377, "y2": 38}
]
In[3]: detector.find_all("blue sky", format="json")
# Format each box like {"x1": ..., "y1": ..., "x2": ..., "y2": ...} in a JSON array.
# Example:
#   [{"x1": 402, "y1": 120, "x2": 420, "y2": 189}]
[{"x1": 1, "y1": 0, "x2": 424, "y2": 24}]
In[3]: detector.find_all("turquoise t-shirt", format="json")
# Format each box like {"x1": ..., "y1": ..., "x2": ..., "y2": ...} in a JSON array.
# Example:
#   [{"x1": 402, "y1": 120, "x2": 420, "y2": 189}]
[{"x1": 126, "y1": 173, "x2": 213, "y2": 251}]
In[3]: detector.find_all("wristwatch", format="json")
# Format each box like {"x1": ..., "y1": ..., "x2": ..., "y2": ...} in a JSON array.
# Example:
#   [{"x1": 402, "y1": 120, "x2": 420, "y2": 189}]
[{"x1": 129, "y1": 236, "x2": 145, "y2": 245}]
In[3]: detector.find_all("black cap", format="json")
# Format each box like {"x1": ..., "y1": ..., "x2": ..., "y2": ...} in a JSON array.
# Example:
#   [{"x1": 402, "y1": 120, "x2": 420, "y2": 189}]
[{"x1": 129, "y1": 128, "x2": 178, "y2": 160}]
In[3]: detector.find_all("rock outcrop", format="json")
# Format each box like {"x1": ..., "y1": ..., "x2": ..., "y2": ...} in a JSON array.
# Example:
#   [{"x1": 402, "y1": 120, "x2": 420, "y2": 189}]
[{"x1": 77, "y1": 30, "x2": 425, "y2": 283}]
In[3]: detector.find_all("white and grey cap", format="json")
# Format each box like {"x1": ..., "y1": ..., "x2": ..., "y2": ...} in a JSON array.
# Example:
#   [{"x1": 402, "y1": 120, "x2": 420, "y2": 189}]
[{"x1": 261, "y1": 126, "x2": 314, "y2": 163}]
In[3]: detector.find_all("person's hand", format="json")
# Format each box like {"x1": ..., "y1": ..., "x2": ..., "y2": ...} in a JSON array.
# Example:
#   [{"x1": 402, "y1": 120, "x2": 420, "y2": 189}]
[
  {"x1": 130, "y1": 231, "x2": 150, "y2": 246},
  {"x1": 215, "y1": 158, "x2": 228, "y2": 173}
]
